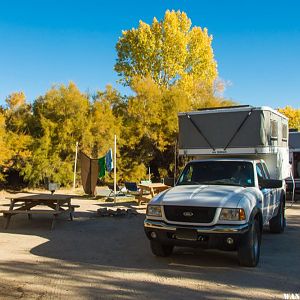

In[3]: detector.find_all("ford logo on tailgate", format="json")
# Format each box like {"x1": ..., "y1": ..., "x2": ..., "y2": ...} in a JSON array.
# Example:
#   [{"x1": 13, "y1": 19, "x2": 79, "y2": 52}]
[{"x1": 183, "y1": 211, "x2": 194, "y2": 217}]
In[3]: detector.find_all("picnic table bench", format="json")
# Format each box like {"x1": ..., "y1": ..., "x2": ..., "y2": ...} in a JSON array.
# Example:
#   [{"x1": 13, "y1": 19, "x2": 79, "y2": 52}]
[
  {"x1": 137, "y1": 183, "x2": 170, "y2": 205},
  {"x1": 0, "y1": 194, "x2": 79, "y2": 230}
]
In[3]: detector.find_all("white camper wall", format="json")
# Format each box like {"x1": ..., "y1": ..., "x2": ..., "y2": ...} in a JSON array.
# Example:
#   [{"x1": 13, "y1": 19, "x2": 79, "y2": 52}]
[
  {"x1": 263, "y1": 148, "x2": 290, "y2": 180},
  {"x1": 279, "y1": 147, "x2": 291, "y2": 179}
]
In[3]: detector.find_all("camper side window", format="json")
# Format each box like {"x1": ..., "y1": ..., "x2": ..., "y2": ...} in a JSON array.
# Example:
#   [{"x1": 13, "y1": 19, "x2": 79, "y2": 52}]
[
  {"x1": 261, "y1": 162, "x2": 270, "y2": 179},
  {"x1": 256, "y1": 163, "x2": 267, "y2": 181},
  {"x1": 270, "y1": 120, "x2": 278, "y2": 140},
  {"x1": 282, "y1": 124, "x2": 288, "y2": 141}
]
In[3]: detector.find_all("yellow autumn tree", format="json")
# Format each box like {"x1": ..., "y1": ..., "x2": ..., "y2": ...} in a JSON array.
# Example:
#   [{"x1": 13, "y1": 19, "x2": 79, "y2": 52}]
[
  {"x1": 0, "y1": 111, "x2": 12, "y2": 181},
  {"x1": 114, "y1": 10, "x2": 234, "y2": 181},
  {"x1": 22, "y1": 82, "x2": 91, "y2": 186},
  {"x1": 278, "y1": 106, "x2": 300, "y2": 130},
  {"x1": 3, "y1": 92, "x2": 33, "y2": 182},
  {"x1": 115, "y1": 10, "x2": 218, "y2": 94},
  {"x1": 84, "y1": 85, "x2": 121, "y2": 158}
]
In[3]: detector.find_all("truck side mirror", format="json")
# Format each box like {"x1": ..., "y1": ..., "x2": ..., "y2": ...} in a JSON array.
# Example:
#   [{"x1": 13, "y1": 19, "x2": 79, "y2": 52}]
[{"x1": 259, "y1": 179, "x2": 283, "y2": 189}]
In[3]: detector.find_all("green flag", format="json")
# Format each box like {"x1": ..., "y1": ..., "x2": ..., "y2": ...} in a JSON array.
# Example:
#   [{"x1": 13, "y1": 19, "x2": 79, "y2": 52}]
[{"x1": 98, "y1": 156, "x2": 106, "y2": 178}]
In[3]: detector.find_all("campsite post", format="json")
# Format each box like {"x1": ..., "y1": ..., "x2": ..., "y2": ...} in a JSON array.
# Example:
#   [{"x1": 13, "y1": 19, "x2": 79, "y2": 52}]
[
  {"x1": 174, "y1": 139, "x2": 177, "y2": 186},
  {"x1": 114, "y1": 135, "x2": 117, "y2": 204}
]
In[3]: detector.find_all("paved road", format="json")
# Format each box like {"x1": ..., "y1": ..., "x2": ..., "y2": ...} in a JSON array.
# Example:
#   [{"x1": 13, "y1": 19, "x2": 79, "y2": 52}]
[{"x1": 0, "y1": 196, "x2": 299, "y2": 299}]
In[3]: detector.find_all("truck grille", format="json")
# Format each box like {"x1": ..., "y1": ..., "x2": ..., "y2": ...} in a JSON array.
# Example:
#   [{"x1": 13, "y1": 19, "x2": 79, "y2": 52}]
[{"x1": 163, "y1": 206, "x2": 216, "y2": 223}]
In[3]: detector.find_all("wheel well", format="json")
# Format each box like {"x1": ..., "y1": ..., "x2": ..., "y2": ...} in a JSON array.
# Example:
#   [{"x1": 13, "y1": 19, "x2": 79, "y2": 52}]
[
  {"x1": 281, "y1": 191, "x2": 286, "y2": 208},
  {"x1": 254, "y1": 212, "x2": 263, "y2": 232},
  {"x1": 251, "y1": 206, "x2": 263, "y2": 232}
]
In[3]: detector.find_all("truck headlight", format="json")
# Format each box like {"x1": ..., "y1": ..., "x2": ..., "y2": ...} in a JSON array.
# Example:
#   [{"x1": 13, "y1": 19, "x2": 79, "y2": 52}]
[
  {"x1": 219, "y1": 208, "x2": 246, "y2": 221},
  {"x1": 147, "y1": 205, "x2": 162, "y2": 217}
]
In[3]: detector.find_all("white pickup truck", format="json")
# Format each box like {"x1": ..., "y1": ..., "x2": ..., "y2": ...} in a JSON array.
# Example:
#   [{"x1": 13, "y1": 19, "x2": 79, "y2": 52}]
[
  {"x1": 144, "y1": 158, "x2": 285, "y2": 267},
  {"x1": 144, "y1": 106, "x2": 289, "y2": 267}
]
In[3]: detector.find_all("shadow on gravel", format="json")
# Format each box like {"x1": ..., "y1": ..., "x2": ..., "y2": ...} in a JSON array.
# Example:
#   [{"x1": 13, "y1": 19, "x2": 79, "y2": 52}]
[
  {"x1": 0, "y1": 204, "x2": 299, "y2": 299},
  {"x1": 0, "y1": 259, "x2": 261, "y2": 300}
]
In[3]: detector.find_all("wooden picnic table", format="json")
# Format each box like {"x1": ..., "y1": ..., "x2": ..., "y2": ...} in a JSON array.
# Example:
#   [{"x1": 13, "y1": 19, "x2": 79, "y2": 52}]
[
  {"x1": 0, "y1": 193, "x2": 79, "y2": 230},
  {"x1": 137, "y1": 183, "x2": 170, "y2": 205}
]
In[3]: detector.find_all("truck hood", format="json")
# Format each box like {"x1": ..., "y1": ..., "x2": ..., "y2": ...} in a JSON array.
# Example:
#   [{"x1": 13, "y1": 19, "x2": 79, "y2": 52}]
[{"x1": 150, "y1": 185, "x2": 247, "y2": 208}]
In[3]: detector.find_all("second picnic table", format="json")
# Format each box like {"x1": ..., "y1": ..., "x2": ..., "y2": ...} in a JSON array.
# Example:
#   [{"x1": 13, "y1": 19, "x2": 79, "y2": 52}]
[
  {"x1": 0, "y1": 193, "x2": 78, "y2": 229},
  {"x1": 137, "y1": 183, "x2": 170, "y2": 205}
]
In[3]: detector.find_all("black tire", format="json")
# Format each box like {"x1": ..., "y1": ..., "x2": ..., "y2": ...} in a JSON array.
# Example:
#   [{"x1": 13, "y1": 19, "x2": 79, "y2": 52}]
[
  {"x1": 150, "y1": 240, "x2": 173, "y2": 257},
  {"x1": 238, "y1": 218, "x2": 261, "y2": 267},
  {"x1": 269, "y1": 199, "x2": 285, "y2": 233}
]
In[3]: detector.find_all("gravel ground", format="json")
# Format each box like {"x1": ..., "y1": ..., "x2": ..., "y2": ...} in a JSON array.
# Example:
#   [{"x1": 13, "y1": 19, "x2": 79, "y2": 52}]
[{"x1": 0, "y1": 190, "x2": 299, "y2": 300}]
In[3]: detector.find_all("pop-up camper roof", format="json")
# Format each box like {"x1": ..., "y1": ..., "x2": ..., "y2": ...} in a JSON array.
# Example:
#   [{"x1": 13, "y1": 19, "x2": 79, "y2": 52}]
[
  {"x1": 289, "y1": 131, "x2": 300, "y2": 150},
  {"x1": 178, "y1": 105, "x2": 288, "y2": 156}
]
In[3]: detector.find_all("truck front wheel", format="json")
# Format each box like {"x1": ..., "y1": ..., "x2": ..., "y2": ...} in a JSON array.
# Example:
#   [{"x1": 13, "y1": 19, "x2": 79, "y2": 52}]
[
  {"x1": 238, "y1": 218, "x2": 261, "y2": 267},
  {"x1": 150, "y1": 240, "x2": 173, "y2": 257},
  {"x1": 269, "y1": 199, "x2": 285, "y2": 233}
]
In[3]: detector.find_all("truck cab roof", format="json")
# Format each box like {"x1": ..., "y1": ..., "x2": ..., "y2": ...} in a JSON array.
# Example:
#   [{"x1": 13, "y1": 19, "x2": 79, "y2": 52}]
[{"x1": 188, "y1": 158, "x2": 261, "y2": 164}]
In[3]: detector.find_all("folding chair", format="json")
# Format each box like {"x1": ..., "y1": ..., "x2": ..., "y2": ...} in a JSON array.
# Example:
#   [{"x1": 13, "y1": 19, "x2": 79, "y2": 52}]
[
  {"x1": 124, "y1": 182, "x2": 141, "y2": 196},
  {"x1": 107, "y1": 184, "x2": 125, "y2": 197}
]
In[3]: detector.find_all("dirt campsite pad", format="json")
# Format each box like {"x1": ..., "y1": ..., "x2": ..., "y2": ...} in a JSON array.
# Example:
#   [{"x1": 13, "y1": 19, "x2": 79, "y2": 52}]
[{"x1": 0, "y1": 191, "x2": 300, "y2": 299}]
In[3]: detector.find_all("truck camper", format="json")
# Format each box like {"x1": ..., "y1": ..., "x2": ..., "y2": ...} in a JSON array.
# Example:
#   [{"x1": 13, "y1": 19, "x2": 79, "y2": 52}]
[{"x1": 144, "y1": 106, "x2": 288, "y2": 267}]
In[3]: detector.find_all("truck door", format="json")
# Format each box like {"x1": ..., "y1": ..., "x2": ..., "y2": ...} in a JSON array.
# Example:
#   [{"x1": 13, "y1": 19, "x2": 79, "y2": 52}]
[
  {"x1": 256, "y1": 163, "x2": 271, "y2": 222},
  {"x1": 261, "y1": 161, "x2": 277, "y2": 217}
]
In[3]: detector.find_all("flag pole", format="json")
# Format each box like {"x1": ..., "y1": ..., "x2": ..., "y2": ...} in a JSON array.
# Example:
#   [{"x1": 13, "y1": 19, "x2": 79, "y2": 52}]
[
  {"x1": 73, "y1": 141, "x2": 79, "y2": 190},
  {"x1": 114, "y1": 135, "x2": 117, "y2": 204},
  {"x1": 174, "y1": 139, "x2": 177, "y2": 187}
]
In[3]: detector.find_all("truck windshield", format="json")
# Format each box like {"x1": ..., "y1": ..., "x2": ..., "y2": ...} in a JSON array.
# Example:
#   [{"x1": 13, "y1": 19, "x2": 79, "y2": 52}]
[{"x1": 177, "y1": 161, "x2": 254, "y2": 187}]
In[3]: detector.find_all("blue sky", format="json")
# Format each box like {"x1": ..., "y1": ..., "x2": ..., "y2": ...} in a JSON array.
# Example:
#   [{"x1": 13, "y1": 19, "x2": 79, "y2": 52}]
[{"x1": 0, "y1": 0, "x2": 299, "y2": 108}]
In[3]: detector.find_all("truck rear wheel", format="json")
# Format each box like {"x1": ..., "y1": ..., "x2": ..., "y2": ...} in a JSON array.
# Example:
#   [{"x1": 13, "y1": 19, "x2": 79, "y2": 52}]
[
  {"x1": 150, "y1": 240, "x2": 173, "y2": 257},
  {"x1": 269, "y1": 199, "x2": 285, "y2": 233},
  {"x1": 238, "y1": 218, "x2": 261, "y2": 267}
]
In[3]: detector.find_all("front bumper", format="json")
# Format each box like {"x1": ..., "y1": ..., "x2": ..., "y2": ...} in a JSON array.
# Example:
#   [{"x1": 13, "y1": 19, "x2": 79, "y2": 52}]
[{"x1": 144, "y1": 219, "x2": 249, "y2": 250}]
